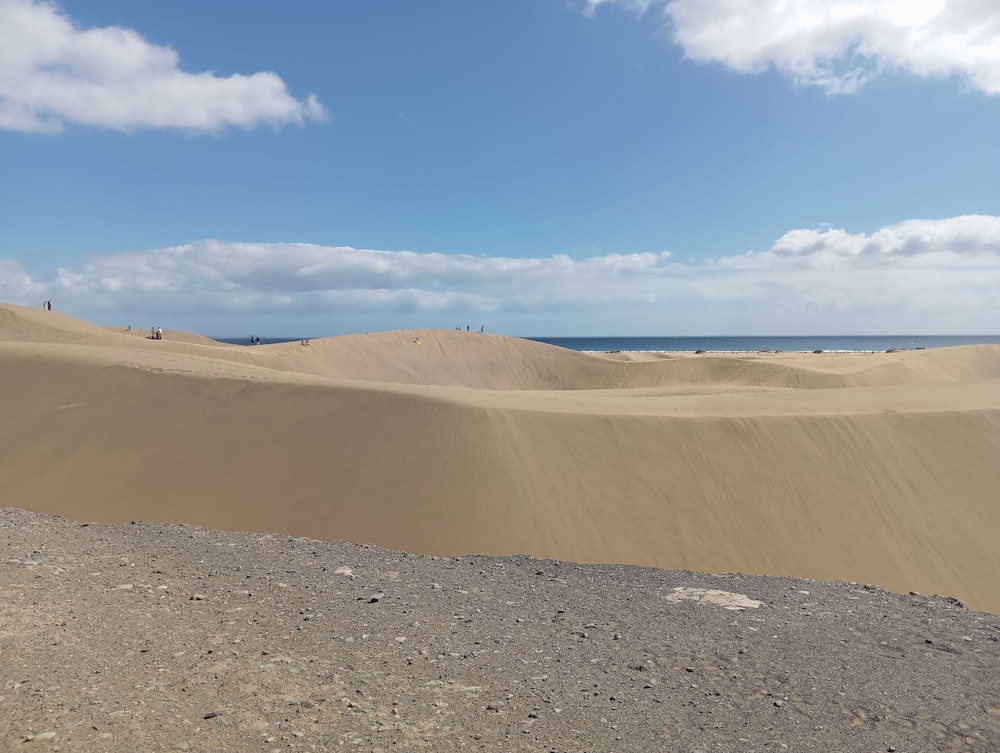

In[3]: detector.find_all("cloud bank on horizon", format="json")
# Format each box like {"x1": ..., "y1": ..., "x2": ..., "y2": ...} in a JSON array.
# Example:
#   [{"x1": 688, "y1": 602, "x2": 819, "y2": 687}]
[
  {"x1": 3, "y1": 216, "x2": 998, "y2": 335},
  {"x1": 0, "y1": 0, "x2": 325, "y2": 133},
  {"x1": 585, "y1": 0, "x2": 1000, "y2": 95}
]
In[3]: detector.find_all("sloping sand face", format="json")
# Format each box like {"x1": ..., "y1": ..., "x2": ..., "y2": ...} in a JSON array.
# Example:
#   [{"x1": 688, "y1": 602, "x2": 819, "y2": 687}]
[{"x1": 2, "y1": 303, "x2": 999, "y2": 612}]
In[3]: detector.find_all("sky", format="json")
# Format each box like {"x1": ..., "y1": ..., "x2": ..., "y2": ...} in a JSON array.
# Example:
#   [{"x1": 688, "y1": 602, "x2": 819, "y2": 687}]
[{"x1": 1, "y1": 0, "x2": 998, "y2": 337}]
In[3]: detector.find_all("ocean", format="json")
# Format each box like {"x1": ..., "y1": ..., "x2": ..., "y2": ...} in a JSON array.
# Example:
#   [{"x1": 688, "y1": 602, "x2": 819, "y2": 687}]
[
  {"x1": 217, "y1": 334, "x2": 1000, "y2": 353},
  {"x1": 526, "y1": 335, "x2": 1000, "y2": 353}
]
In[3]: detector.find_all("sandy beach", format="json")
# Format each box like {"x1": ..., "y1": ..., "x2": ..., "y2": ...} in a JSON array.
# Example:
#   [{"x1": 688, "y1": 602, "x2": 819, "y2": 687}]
[{"x1": 2, "y1": 302, "x2": 999, "y2": 613}]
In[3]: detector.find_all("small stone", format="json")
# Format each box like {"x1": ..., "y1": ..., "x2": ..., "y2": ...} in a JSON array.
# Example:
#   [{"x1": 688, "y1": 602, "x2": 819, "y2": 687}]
[
  {"x1": 34, "y1": 731, "x2": 57, "y2": 741},
  {"x1": 203, "y1": 711, "x2": 218, "y2": 719},
  {"x1": 369, "y1": 593, "x2": 385, "y2": 603},
  {"x1": 190, "y1": 593, "x2": 206, "y2": 601},
  {"x1": 774, "y1": 700, "x2": 784, "y2": 708}
]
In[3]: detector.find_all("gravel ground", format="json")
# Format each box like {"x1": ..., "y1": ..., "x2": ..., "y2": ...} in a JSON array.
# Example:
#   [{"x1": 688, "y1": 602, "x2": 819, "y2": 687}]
[{"x1": 2, "y1": 508, "x2": 998, "y2": 752}]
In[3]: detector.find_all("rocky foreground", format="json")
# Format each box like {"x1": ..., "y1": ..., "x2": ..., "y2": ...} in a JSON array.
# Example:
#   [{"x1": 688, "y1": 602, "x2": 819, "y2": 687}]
[{"x1": 1, "y1": 508, "x2": 998, "y2": 752}]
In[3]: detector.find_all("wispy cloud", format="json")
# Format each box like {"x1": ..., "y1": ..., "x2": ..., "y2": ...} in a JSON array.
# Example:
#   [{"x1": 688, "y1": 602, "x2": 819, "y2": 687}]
[
  {"x1": 0, "y1": 259, "x2": 44, "y2": 298},
  {"x1": 0, "y1": 0, "x2": 327, "y2": 133},
  {"x1": 4, "y1": 216, "x2": 998, "y2": 334},
  {"x1": 583, "y1": 0, "x2": 1000, "y2": 95}
]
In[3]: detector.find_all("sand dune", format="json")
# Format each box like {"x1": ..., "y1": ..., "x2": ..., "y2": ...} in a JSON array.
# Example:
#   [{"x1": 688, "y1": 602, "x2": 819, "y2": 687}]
[{"x1": 2, "y1": 302, "x2": 999, "y2": 612}]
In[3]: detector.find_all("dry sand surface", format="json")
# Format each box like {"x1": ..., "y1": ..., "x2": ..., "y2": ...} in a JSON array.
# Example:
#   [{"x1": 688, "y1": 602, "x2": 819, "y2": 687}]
[
  {"x1": 2, "y1": 509, "x2": 998, "y2": 752},
  {"x1": 2, "y1": 302, "x2": 1000, "y2": 615}
]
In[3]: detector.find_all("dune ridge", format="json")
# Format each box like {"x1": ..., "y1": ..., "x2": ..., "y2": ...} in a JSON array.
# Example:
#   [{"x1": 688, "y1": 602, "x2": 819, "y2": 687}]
[{"x1": 2, "y1": 302, "x2": 999, "y2": 612}]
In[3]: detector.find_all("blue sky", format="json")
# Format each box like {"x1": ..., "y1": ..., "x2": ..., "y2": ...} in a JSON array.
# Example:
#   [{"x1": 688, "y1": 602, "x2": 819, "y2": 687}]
[{"x1": 1, "y1": 0, "x2": 998, "y2": 336}]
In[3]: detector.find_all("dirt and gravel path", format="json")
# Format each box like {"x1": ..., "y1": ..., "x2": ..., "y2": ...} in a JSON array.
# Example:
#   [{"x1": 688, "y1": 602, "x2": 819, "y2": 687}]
[{"x1": 2, "y1": 508, "x2": 997, "y2": 752}]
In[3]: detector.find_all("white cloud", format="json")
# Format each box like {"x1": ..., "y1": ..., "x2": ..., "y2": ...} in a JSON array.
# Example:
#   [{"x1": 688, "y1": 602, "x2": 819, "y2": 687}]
[
  {"x1": 0, "y1": 0, "x2": 327, "y2": 133},
  {"x1": 583, "y1": 0, "x2": 660, "y2": 17},
  {"x1": 0, "y1": 258, "x2": 44, "y2": 298},
  {"x1": 584, "y1": 0, "x2": 1000, "y2": 95},
  {"x1": 3, "y1": 215, "x2": 998, "y2": 334}
]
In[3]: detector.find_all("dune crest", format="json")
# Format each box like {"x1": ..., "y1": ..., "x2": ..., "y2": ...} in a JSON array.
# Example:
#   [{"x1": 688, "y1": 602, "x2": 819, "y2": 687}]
[{"x1": 2, "y1": 302, "x2": 999, "y2": 612}]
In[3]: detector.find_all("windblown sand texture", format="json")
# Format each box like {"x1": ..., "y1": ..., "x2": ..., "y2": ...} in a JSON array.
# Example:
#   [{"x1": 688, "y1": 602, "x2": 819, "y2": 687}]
[{"x1": 2, "y1": 302, "x2": 1000, "y2": 612}]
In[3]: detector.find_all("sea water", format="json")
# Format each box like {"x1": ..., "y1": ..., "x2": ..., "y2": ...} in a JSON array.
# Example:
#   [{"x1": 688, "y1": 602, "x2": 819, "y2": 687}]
[
  {"x1": 525, "y1": 335, "x2": 1000, "y2": 353},
  {"x1": 216, "y1": 334, "x2": 1000, "y2": 352}
]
